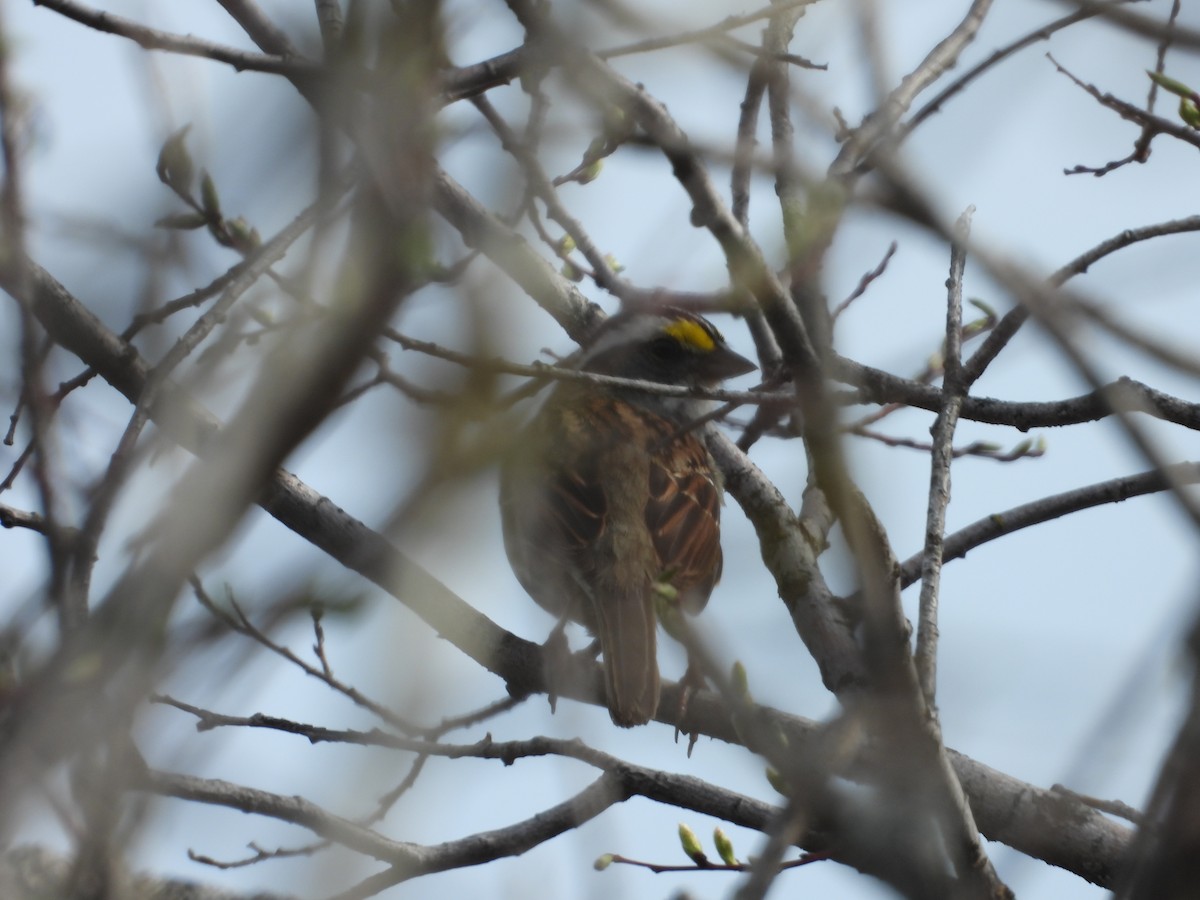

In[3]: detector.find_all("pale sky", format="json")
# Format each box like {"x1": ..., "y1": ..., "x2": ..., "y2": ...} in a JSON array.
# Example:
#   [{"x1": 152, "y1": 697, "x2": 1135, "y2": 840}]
[{"x1": 3, "y1": 1, "x2": 1198, "y2": 898}]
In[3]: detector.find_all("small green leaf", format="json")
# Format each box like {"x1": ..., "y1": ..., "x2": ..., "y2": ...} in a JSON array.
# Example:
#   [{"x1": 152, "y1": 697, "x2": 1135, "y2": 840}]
[
  {"x1": 1148, "y1": 70, "x2": 1197, "y2": 100},
  {"x1": 156, "y1": 125, "x2": 194, "y2": 195}
]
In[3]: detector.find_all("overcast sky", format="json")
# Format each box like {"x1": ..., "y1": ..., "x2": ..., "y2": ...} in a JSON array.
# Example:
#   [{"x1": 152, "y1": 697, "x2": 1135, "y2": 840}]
[{"x1": 3, "y1": 1, "x2": 1199, "y2": 898}]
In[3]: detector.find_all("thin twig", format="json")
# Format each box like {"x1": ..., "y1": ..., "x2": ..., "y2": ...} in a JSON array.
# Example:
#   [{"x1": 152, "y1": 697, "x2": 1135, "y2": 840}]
[
  {"x1": 832, "y1": 0, "x2": 996, "y2": 175},
  {"x1": 831, "y1": 241, "x2": 897, "y2": 323},
  {"x1": 212, "y1": 0, "x2": 303, "y2": 58},
  {"x1": 186, "y1": 578, "x2": 423, "y2": 735},
  {"x1": 0, "y1": 502, "x2": 53, "y2": 534},
  {"x1": 1050, "y1": 784, "x2": 1143, "y2": 826},
  {"x1": 897, "y1": 462, "x2": 1200, "y2": 588},
  {"x1": 731, "y1": 61, "x2": 767, "y2": 228},
  {"x1": 915, "y1": 207, "x2": 972, "y2": 707},
  {"x1": 66, "y1": 182, "x2": 327, "y2": 605},
  {"x1": 840, "y1": 360, "x2": 1200, "y2": 432},
  {"x1": 848, "y1": 426, "x2": 1044, "y2": 462},
  {"x1": 902, "y1": 3, "x2": 1118, "y2": 139},
  {"x1": 961, "y1": 214, "x2": 1200, "y2": 385},
  {"x1": 597, "y1": 0, "x2": 824, "y2": 60},
  {"x1": 35, "y1": 0, "x2": 316, "y2": 75}
]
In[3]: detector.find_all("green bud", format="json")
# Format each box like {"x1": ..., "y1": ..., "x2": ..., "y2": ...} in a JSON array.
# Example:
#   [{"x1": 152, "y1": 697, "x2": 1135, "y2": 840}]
[
  {"x1": 561, "y1": 260, "x2": 582, "y2": 282},
  {"x1": 1148, "y1": 70, "x2": 1197, "y2": 99},
  {"x1": 593, "y1": 854, "x2": 614, "y2": 871},
  {"x1": 765, "y1": 766, "x2": 789, "y2": 796},
  {"x1": 967, "y1": 297, "x2": 997, "y2": 318},
  {"x1": 200, "y1": 170, "x2": 221, "y2": 217},
  {"x1": 578, "y1": 160, "x2": 603, "y2": 184},
  {"x1": 1146, "y1": 72, "x2": 1200, "y2": 127},
  {"x1": 1180, "y1": 98, "x2": 1200, "y2": 129},
  {"x1": 156, "y1": 125, "x2": 194, "y2": 195},
  {"x1": 962, "y1": 320, "x2": 987, "y2": 339},
  {"x1": 226, "y1": 216, "x2": 261, "y2": 251},
  {"x1": 557, "y1": 234, "x2": 576, "y2": 254},
  {"x1": 678, "y1": 823, "x2": 707, "y2": 865},
  {"x1": 713, "y1": 828, "x2": 737, "y2": 866}
]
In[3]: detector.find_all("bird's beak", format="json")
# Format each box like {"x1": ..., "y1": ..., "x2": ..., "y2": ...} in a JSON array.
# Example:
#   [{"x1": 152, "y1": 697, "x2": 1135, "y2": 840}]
[{"x1": 707, "y1": 345, "x2": 757, "y2": 381}]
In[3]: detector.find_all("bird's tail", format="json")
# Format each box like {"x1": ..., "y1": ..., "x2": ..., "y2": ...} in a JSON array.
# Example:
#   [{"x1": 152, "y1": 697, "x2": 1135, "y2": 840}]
[{"x1": 592, "y1": 589, "x2": 660, "y2": 727}]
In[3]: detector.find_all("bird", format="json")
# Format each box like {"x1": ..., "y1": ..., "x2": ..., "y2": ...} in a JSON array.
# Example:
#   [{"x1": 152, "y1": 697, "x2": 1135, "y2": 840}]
[{"x1": 500, "y1": 307, "x2": 756, "y2": 726}]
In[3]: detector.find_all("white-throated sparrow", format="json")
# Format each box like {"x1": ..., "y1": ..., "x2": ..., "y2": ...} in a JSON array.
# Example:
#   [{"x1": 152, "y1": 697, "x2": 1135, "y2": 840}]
[{"x1": 500, "y1": 308, "x2": 756, "y2": 726}]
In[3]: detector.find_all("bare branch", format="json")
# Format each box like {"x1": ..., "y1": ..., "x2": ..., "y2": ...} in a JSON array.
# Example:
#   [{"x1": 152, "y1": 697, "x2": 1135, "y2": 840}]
[
  {"x1": 34, "y1": 0, "x2": 316, "y2": 75},
  {"x1": 597, "y1": 0, "x2": 825, "y2": 60},
  {"x1": 915, "y1": 206, "x2": 972, "y2": 707},
  {"x1": 832, "y1": 0, "x2": 996, "y2": 175},
  {"x1": 903, "y1": 3, "x2": 1122, "y2": 138},
  {"x1": 963, "y1": 215, "x2": 1200, "y2": 383}
]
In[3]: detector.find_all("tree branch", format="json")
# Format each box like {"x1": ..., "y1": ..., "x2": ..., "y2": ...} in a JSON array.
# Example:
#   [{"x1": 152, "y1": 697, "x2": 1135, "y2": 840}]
[{"x1": 34, "y1": 0, "x2": 316, "y2": 75}]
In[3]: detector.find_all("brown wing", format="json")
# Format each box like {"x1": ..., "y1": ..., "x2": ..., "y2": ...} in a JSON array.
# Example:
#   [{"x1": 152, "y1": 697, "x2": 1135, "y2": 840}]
[
  {"x1": 500, "y1": 397, "x2": 608, "y2": 626},
  {"x1": 642, "y1": 422, "x2": 723, "y2": 614},
  {"x1": 547, "y1": 451, "x2": 606, "y2": 550}
]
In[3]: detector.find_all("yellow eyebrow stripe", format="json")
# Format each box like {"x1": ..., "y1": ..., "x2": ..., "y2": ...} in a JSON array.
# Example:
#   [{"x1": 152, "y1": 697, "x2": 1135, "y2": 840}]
[{"x1": 663, "y1": 318, "x2": 715, "y2": 352}]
